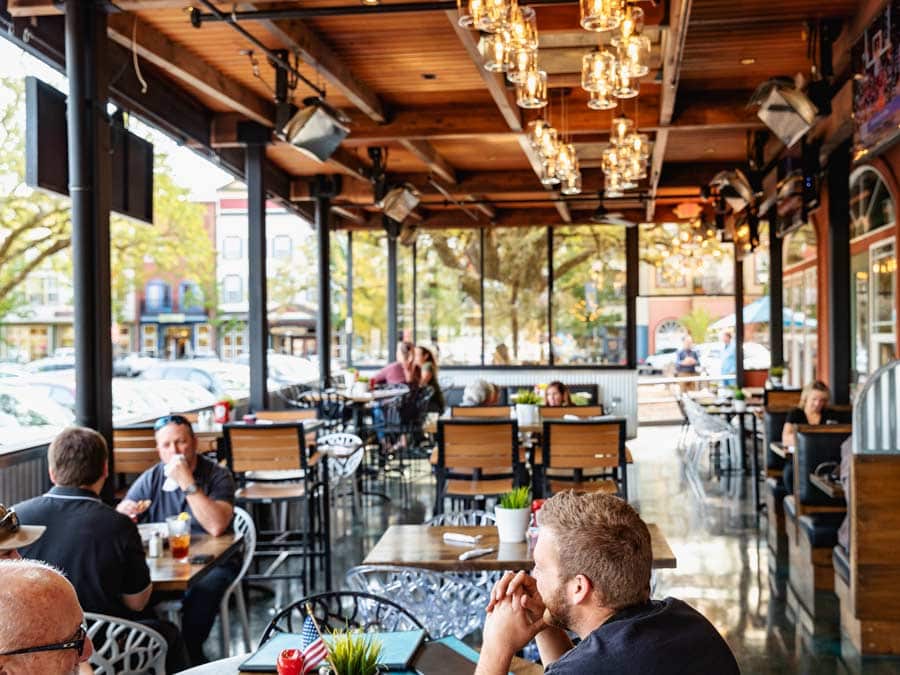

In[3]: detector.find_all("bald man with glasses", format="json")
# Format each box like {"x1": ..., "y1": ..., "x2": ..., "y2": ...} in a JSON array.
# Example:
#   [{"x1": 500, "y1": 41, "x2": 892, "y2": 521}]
[{"x1": 0, "y1": 560, "x2": 93, "y2": 675}]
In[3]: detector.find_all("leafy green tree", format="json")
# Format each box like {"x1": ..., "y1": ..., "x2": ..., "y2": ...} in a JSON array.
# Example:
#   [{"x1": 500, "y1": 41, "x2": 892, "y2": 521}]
[
  {"x1": 679, "y1": 307, "x2": 714, "y2": 343},
  {"x1": 0, "y1": 77, "x2": 215, "y2": 323}
]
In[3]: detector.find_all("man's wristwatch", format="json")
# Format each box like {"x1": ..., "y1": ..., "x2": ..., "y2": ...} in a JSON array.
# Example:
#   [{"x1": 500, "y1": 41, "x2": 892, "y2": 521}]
[{"x1": 183, "y1": 483, "x2": 199, "y2": 496}]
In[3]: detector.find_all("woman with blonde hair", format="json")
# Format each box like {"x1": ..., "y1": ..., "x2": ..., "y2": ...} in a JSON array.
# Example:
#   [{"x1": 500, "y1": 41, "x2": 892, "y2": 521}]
[{"x1": 781, "y1": 380, "x2": 843, "y2": 493}]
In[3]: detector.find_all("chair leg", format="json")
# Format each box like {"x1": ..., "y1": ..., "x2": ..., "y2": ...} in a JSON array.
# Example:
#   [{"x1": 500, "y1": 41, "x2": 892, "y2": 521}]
[
  {"x1": 235, "y1": 583, "x2": 252, "y2": 653},
  {"x1": 219, "y1": 594, "x2": 231, "y2": 657}
]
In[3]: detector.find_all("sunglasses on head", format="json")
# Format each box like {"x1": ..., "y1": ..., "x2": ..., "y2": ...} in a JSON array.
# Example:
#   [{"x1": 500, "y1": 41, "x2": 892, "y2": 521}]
[
  {"x1": 0, "y1": 504, "x2": 19, "y2": 535},
  {"x1": 0, "y1": 623, "x2": 88, "y2": 658},
  {"x1": 153, "y1": 414, "x2": 191, "y2": 431}
]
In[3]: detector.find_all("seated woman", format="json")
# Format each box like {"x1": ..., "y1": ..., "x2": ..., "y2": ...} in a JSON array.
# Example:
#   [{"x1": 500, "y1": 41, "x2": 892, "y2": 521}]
[
  {"x1": 545, "y1": 380, "x2": 572, "y2": 407},
  {"x1": 781, "y1": 380, "x2": 842, "y2": 492},
  {"x1": 415, "y1": 345, "x2": 445, "y2": 413},
  {"x1": 370, "y1": 340, "x2": 417, "y2": 388}
]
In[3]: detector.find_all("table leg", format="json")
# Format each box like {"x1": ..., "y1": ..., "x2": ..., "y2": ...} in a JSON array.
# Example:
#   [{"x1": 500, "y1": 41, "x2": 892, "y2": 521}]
[{"x1": 749, "y1": 413, "x2": 760, "y2": 515}]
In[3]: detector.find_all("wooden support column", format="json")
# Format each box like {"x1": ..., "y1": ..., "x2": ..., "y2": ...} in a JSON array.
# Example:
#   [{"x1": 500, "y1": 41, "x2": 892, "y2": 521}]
[
  {"x1": 313, "y1": 176, "x2": 340, "y2": 386},
  {"x1": 735, "y1": 255, "x2": 745, "y2": 388},
  {"x1": 769, "y1": 214, "x2": 785, "y2": 368},
  {"x1": 387, "y1": 223, "x2": 399, "y2": 352},
  {"x1": 66, "y1": 0, "x2": 114, "y2": 497},
  {"x1": 626, "y1": 225, "x2": 639, "y2": 369},
  {"x1": 827, "y1": 140, "x2": 852, "y2": 404}
]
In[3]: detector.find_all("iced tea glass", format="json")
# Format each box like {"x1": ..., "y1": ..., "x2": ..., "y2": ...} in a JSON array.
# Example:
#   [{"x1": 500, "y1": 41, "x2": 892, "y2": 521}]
[{"x1": 166, "y1": 514, "x2": 191, "y2": 561}]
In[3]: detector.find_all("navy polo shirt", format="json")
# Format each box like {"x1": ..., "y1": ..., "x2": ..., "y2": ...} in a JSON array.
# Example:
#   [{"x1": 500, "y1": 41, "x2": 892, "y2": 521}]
[
  {"x1": 15, "y1": 486, "x2": 151, "y2": 619},
  {"x1": 125, "y1": 454, "x2": 235, "y2": 534},
  {"x1": 544, "y1": 597, "x2": 739, "y2": 675}
]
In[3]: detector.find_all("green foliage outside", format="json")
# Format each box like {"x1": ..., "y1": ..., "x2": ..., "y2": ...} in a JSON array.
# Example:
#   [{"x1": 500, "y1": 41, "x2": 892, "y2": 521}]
[
  {"x1": 0, "y1": 77, "x2": 215, "y2": 323},
  {"x1": 678, "y1": 307, "x2": 714, "y2": 343}
]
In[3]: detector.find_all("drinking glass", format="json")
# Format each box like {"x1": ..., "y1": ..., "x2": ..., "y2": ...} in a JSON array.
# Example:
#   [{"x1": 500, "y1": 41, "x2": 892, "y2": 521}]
[{"x1": 166, "y1": 514, "x2": 191, "y2": 561}]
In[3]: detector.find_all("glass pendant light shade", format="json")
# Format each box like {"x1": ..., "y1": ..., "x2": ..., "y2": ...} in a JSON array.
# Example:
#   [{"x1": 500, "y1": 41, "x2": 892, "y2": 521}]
[
  {"x1": 610, "y1": 115, "x2": 634, "y2": 146},
  {"x1": 480, "y1": 31, "x2": 509, "y2": 72},
  {"x1": 539, "y1": 127, "x2": 560, "y2": 159},
  {"x1": 614, "y1": 59, "x2": 639, "y2": 98},
  {"x1": 527, "y1": 119, "x2": 554, "y2": 153},
  {"x1": 611, "y1": 5, "x2": 644, "y2": 45},
  {"x1": 605, "y1": 171, "x2": 625, "y2": 198},
  {"x1": 457, "y1": 0, "x2": 477, "y2": 27},
  {"x1": 506, "y1": 5, "x2": 538, "y2": 49},
  {"x1": 507, "y1": 47, "x2": 537, "y2": 84},
  {"x1": 580, "y1": 0, "x2": 625, "y2": 32},
  {"x1": 540, "y1": 155, "x2": 561, "y2": 185},
  {"x1": 622, "y1": 35, "x2": 651, "y2": 77},
  {"x1": 629, "y1": 132, "x2": 650, "y2": 159},
  {"x1": 516, "y1": 68, "x2": 547, "y2": 108},
  {"x1": 555, "y1": 142, "x2": 578, "y2": 178},
  {"x1": 479, "y1": 0, "x2": 514, "y2": 33},
  {"x1": 588, "y1": 88, "x2": 617, "y2": 110},
  {"x1": 560, "y1": 170, "x2": 583, "y2": 195},
  {"x1": 581, "y1": 49, "x2": 616, "y2": 92}
]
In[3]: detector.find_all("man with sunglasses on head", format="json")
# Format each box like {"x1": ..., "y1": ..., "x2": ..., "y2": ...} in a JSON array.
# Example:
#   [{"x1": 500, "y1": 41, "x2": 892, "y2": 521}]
[
  {"x1": 0, "y1": 504, "x2": 45, "y2": 560},
  {"x1": 0, "y1": 559, "x2": 93, "y2": 675},
  {"x1": 13, "y1": 427, "x2": 187, "y2": 672},
  {"x1": 116, "y1": 414, "x2": 236, "y2": 665}
]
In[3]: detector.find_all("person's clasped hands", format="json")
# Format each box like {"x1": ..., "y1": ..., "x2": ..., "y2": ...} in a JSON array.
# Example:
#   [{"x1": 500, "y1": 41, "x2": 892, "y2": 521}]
[{"x1": 483, "y1": 571, "x2": 549, "y2": 656}]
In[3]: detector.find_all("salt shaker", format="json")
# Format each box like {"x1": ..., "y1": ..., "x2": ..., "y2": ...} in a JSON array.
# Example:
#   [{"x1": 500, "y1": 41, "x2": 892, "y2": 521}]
[{"x1": 148, "y1": 532, "x2": 163, "y2": 558}]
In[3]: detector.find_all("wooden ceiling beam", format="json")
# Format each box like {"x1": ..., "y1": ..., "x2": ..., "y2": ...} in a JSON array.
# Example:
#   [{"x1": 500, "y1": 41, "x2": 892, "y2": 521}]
[
  {"x1": 246, "y1": 12, "x2": 388, "y2": 124},
  {"x1": 646, "y1": 0, "x2": 693, "y2": 220},
  {"x1": 107, "y1": 13, "x2": 274, "y2": 127},
  {"x1": 397, "y1": 139, "x2": 458, "y2": 184}
]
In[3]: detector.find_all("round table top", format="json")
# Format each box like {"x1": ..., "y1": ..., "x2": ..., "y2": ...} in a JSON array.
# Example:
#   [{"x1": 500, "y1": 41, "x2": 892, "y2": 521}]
[{"x1": 176, "y1": 654, "x2": 246, "y2": 674}]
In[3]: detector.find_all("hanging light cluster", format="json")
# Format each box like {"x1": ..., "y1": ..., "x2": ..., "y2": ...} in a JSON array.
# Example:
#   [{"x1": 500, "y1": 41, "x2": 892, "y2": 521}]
[
  {"x1": 525, "y1": 100, "x2": 582, "y2": 195},
  {"x1": 579, "y1": 4, "x2": 649, "y2": 108},
  {"x1": 600, "y1": 114, "x2": 649, "y2": 197},
  {"x1": 642, "y1": 221, "x2": 728, "y2": 284},
  {"x1": 458, "y1": 0, "x2": 548, "y2": 109}
]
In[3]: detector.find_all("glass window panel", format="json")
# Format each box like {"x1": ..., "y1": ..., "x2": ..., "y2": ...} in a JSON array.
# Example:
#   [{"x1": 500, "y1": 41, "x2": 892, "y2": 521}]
[
  {"x1": 850, "y1": 167, "x2": 896, "y2": 238},
  {"x1": 330, "y1": 231, "x2": 349, "y2": 368},
  {"x1": 871, "y1": 240, "x2": 897, "y2": 370},
  {"x1": 414, "y1": 229, "x2": 482, "y2": 365},
  {"x1": 398, "y1": 242, "x2": 415, "y2": 343},
  {"x1": 271, "y1": 235, "x2": 292, "y2": 259},
  {"x1": 223, "y1": 236, "x2": 243, "y2": 260},
  {"x1": 783, "y1": 222, "x2": 817, "y2": 267},
  {"x1": 552, "y1": 225, "x2": 627, "y2": 365},
  {"x1": 851, "y1": 251, "x2": 870, "y2": 379},
  {"x1": 483, "y1": 227, "x2": 549, "y2": 365},
  {"x1": 639, "y1": 223, "x2": 733, "y2": 295},
  {"x1": 351, "y1": 230, "x2": 388, "y2": 365}
]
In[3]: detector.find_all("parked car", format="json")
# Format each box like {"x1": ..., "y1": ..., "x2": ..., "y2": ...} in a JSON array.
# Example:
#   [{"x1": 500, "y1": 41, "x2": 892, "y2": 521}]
[
  {"x1": 24, "y1": 355, "x2": 75, "y2": 373},
  {"x1": 113, "y1": 353, "x2": 160, "y2": 377},
  {"x1": 235, "y1": 352, "x2": 319, "y2": 386},
  {"x1": 639, "y1": 348, "x2": 678, "y2": 375},
  {"x1": 140, "y1": 361, "x2": 264, "y2": 400},
  {"x1": 0, "y1": 384, "x2": 74, "y2": 448},
  {"x1": 700, "y1": 341, "x2": 772, "y2": 376}
]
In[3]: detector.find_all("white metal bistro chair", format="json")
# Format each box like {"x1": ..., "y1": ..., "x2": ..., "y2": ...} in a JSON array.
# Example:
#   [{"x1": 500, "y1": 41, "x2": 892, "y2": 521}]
[
  {"x1": 84, "y1": 612, "x2": 167, "y2": 675},
  {"x1": 316, "y1": 432, "x2": 364, "y2": 511}
]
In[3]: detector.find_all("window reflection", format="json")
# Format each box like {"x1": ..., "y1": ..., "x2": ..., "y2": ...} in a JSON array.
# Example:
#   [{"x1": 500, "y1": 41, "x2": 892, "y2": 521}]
[{"x1": 350, "y1": 231, "x2": 388, "y2": 365}]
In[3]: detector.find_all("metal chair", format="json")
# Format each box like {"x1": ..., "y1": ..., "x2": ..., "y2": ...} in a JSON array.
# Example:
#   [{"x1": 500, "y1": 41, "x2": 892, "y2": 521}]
[
  {"x1": 345, "y1": 565, "x2": 485, "y2": 639},
  {"x1": 84, "y1": 612, "x2": 167, "y2": 675},
  {"x1": 541, "y1": 419, "x2": 629, "y2": 500},
  {"x1": 218, "y1": 506, "x2": 256, "y2": 657},
  {"x1": 316, "y1": 432, "x2": 364, "y2": 511},
  {"x1": 425, "y1": 509, "x2": 496, "y2": 526},
  {"x1": 259, "y1": 591, "x2": 427, "y2": 646}
]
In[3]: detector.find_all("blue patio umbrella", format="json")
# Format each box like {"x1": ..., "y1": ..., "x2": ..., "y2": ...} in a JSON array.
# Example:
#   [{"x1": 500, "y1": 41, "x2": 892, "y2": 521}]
[{"x1": 710, "y1": 296, "x2": 810, "y2": 331}]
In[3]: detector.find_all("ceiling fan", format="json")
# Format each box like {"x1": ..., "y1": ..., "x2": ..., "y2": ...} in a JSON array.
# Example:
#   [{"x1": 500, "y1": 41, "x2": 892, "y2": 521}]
[{"x1": 591, "y1": 198, "x2": 637, "y2": 227}]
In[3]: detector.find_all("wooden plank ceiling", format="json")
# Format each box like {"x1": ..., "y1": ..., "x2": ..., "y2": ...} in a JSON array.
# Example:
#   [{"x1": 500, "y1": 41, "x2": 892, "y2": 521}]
[{"x1": 6, "y1": 0, "x2": 865, "y2": 227}]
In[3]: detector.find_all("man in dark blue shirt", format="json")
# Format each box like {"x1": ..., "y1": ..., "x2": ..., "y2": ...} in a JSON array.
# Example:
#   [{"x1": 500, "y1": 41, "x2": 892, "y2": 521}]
[
  {"x1": 117, "y1": 415, "x2": 236, "y2": 665},
  {"x1": 14, "y1": 426, "x2": 187, "y2": 672},
  {"x1": 476, "y1": 492, "x2": 739, "y2": 675}
]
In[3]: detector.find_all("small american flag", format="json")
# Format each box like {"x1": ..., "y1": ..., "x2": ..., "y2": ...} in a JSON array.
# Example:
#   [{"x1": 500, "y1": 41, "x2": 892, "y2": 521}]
[{"x1": 301, "y1": 615, "x2": 328, "y2": 674}]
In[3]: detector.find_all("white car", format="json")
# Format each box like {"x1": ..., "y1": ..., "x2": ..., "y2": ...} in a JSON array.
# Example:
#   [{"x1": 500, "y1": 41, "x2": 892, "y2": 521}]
[
  {"x1": 639, "y1": 348, "x2": 678, "y2": 374},
  {"x1": 0, "y1": 384, "x2": 74, "y2": 448},
  {"x1": 236, "y1": 352, "x2": 319, "y2": 386},
  {"x1": 701, "y1": 341, "x2": 771, "y2": 376}
]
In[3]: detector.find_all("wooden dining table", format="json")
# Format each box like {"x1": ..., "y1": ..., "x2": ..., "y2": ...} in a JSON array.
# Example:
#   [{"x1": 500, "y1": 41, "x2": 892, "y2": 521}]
[
  {"x1": 809, "y1": 472, "x2": 845, "y2": 499},
  {"x1": 364, "y1": 524, "x2": 676, "y2": 571},
  {"x1": 770, "y1": 441, "x2": 791, "y2": 458},
  {"x1": 147, "y1": 531, "x2": 242, "y2": 591}
]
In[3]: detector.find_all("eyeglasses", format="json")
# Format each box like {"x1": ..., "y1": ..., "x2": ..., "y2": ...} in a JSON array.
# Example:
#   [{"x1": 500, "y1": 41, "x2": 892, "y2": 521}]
[
  {"x1": 154, "y1": 414, "x2": 191, "y2": 431},
  {"x1": 0, "y1": 623, "x2": 88, "y2": 658},
  {"x1": 0, "y1": 504, "x2": 20, "y2": 535}
]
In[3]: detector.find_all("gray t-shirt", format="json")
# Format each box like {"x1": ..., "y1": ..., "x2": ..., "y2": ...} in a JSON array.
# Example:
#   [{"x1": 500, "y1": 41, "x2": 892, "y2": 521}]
[
  {"x1": 545, "y1": 598, "x2": 740, "y2": 675},
  {"x1": 125, "y1": 455, "x2": 235, "y2": 534}
]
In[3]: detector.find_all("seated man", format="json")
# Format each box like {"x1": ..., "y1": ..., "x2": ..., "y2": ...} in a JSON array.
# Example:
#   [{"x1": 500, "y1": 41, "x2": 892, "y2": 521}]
[
  {"x1": 14, "y1": 426, "x2": 186, "y2": 672},
  {"x1": 0, "y1": 559, "x2": 94, "y2": 675},
  {"x1": 476, "y1": 492, "x2": 739, "y2": 675},
  {"x1": 0, "y1": 503, "x2": 45, "y2": 560},
  {"x1": 117, "y1": 414, "x2": 236, "y2": 665}
]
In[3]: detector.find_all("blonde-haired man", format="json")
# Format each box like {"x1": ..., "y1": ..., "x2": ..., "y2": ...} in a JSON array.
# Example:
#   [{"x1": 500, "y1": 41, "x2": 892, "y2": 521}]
[{"x1": 476, "y1": 492, "x2": 739, "y2": 674}]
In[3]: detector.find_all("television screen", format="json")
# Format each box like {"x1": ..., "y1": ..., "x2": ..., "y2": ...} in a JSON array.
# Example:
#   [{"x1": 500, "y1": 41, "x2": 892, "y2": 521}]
[
  {"x1": 853, "y1": 0, "x2": 900, "y2": 156},
  {"x1": 24, "y1": 76, "x2": 154, "y2": 224}
]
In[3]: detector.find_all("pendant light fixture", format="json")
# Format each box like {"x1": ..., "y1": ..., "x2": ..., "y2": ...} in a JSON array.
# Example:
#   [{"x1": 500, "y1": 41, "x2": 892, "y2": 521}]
[
  {"x1": 579, "y1": 0, "x2": 626, "y2": 33},
  {"x1": 516, "y1": 68, "x2": 547, "y2": 108}
]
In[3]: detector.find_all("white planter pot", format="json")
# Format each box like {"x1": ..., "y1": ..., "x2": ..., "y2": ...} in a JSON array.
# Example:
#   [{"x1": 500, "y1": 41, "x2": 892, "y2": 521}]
[
  {"x1": 495, "y1": 506, "x2": 531, "y2": 543},
  {"x1": 352, "y1": 382, "x2": 369, "y2": 396},
  {"x1": 515, "y1": 403, "x2": 540, "y2": 427},
  {"x1": 733, "y1": 400, "x2": 747, "y2": 413}
]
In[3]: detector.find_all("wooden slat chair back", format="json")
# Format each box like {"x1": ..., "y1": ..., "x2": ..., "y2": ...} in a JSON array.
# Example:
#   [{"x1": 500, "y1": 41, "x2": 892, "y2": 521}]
[
  {"x1": 539, "y1": 405, "x2": 604, "y2": 419},
  {"x1": 225, "y1": 423, "x2": 311, "y2": 475},
  {"x1": 764, "y1": 388, "x2": 802, "y2": 411},
  {"x1": 435, "y1": 420, "x2": 521, "y2": 511},
  {"x1": 542, "y1": 419, "x2": 627, "y2": 499},
  {"x1": 113, "y1": 427, "x2": 160, "y2": 476},
  {"x1": 450, "y1": 405, "x2": 511, "y2": 419},
  {"x1": 256, "y1": 409, "x2": 318, "y2": 422}
]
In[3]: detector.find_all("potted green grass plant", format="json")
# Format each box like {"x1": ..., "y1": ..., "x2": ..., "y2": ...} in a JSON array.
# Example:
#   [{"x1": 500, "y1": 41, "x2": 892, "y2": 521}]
[
  {"x1": 495, "y1": 486, "x2": 532, "y2": 543},
  {"x1": 768, "y1": 366, "x2": 784, "y2": 389},
  {"x1": 513, "y1": 388, "x2": 542, "y2": 426},
  {"x1": 325, "y1": 630, "x2": 382, "y2": 675},
  {"x1": 732, "y1": 388, "x2": 747, "y2": 413}
]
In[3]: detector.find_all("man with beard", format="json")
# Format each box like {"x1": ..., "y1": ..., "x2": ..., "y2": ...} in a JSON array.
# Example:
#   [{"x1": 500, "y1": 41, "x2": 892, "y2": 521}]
[
  {"x1": 475, "y1": 492, "x2": 739, "y2": 674},
  {"x1": 0, "y1": 560, "x2": 94, "y2": 675}
]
